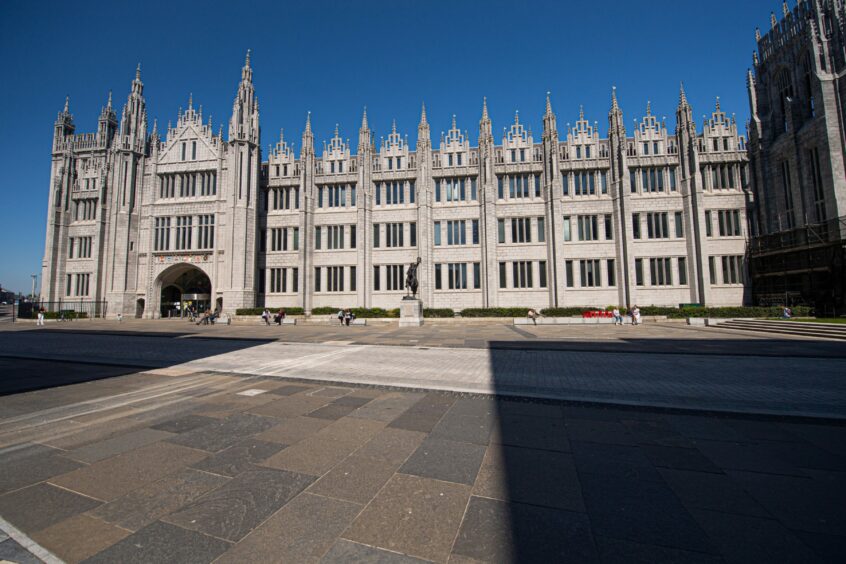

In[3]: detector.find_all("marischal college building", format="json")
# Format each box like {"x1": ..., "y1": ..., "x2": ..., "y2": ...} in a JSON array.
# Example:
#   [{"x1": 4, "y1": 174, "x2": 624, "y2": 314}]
[{"x1": 40, "y1": 2, "x2": 846, "y2": 318}]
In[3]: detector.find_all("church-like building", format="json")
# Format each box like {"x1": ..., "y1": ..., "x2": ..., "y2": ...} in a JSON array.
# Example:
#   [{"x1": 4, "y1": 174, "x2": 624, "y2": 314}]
[{"x1": 41, "y1": 51, "x2": 752, "y2": 318}]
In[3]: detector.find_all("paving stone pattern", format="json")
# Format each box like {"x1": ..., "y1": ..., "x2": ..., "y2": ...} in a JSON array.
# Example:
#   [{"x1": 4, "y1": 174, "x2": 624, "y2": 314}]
[{"x1": 0, "y1": 367, "x2": 844, "y2": 563}]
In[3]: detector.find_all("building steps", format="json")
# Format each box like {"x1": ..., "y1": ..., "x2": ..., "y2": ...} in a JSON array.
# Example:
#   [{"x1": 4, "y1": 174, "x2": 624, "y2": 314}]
[{"x1": 715, "y1": 319, "x2": 846, "y2": 341}]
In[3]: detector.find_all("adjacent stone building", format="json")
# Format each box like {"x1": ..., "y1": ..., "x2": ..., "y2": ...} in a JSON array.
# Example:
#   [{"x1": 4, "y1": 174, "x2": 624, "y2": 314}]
[
  {"x1": 41, "y1": 52, "x2": 752, "y2": 318},
  {"x1": 747, "y1": 0, "x2": 846, "y2": 314}
]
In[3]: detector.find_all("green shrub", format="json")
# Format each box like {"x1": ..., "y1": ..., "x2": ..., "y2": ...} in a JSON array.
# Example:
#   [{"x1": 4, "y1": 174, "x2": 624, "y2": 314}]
[
  {"x1": 540, "y1": 307, "x2": 593, "y2": 317},
  {"x1": 460, "y1": 308, "x2": 532, "y2": 317},
  {"x1": 236, "y1": 307, "x2": 304, "y2": 316},
  {"x1": 423, "y1": 308, "x2": 455, "y2": 318},
  {"x1": 311, "y1": 306, "x2": 339, "y2": 315},
  {"x1": 36, "y1": 310, "x2": 88, "y2": 320}
]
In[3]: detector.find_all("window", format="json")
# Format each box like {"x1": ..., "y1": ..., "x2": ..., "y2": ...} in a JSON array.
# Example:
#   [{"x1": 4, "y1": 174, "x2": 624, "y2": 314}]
[
  {"x1": 292, "y1": 268, "x2": 299, "y2": 292},
  {"x1": 497, "y1": 219, "x2": 505, "y2": 244},
  {"x1": 565, "y1": 260, "x2": 574, "y2": 287},
  {"x1": 154, "y1": 217, "x2": 171, "y2": 251},
  {"x1": 537, "y1": 217, "x2": 545, "y2": 242},
  {"x1": 580, "y1": 259, "x2": 601, "y2": 287},
  {"x1": 669, "y1": 168, "x2": 677, "y2": 191},
  {"x1": 387, "y1": 264, "x2": 405, "y2": 291},
  {"x1": 472, "y1": 220, "x2": 479, "y2": 244},
  {"x1": 293, "y1": 227, "x2": 300, "y2": 250},
  {"x1": 375, "y1": 182, "x2": 381, "y2": 206},
  {"x1": 674, "y1": 211, "x2": 684, "y2": 238},
  {"x1": 705, "y1": 211, "x2": 712, "y2": 237},
  {"x1": 473, "y1": 262, "x2": 481, "y2": 289},
  {"x1": 562, "y1": 173, "x2": 569, "y2": 196},
  {"x1": 499, "y1": 262, "x2": 507, "y2": 288},
  {"x1": 433, "y1": 221, "x2": 441, "y2": 246},
  {"x1": 386, "y1": 223, "x2": 404, "y2": 248},
  {"x1": 510, "y1": 217, "x2": 532, "y2": 243},
  {"x1": 678, "y1": 257, "x2": 688, "y2": 285},
  {"x1": 191, "y1": 141, "x2": 196, "y2": 160},
  {"x1": 708, "y1": 257, "x2": 717, "y2": 284},
  {"x1": 175, "y1": 216, "x2": 192, "y2": 250},
  {"x1": 269, "y1": 268, "x2": 285, "y2": 293},
  {"x1": 635, "y1": 258, "x2": 644, "y2": 286},
  {"x1": 721, "y1": 256, "x2": 743, "y2": 284},
  {"x1": 630, "y1": 170, "x2": 637, "y2": 193},
  {"x1": 198, "y1": 215, "x2": 215, "y2": 249},
  {"x1": 350, "y1": 266, "x2": 356, "y2": 292},
  {"x1": 410, "y1": 181, "x2": 415, "y2": 203},
  {"x1": 447, "y1": 220, "x2": 467, "y2": 246},
  {"x1": 563, "y1": 216, "x2": 572, "y2": 242},
  {"x1": 374, "y1": 265, "x2": 380, "y2": 291},
  {"x1": 649, "y1": 258, "x2": 673, "y2": 286},
  {"x1": 314, "y1": 267, "x2": 321, "y2": 292},
  {"x1": 600, "y1": 171, "x2": 608, "y2": 194},
  {"x1": 646, "y1": 212, "x2": 669, "y2": 239},
  {"x1": 574, "y1": 171, "x2": 595, "y2": 196},
  {"x1": 497, "y1": 176, "x2": 504, "y2": 199},
  {"x1": 409, "y1": 223, "x2": 416, "y2": 247},
  {"x1": 604, "y1": 215, "x2": 613, "y2": 240},
  {"x1": 315, "y1": 226, "x2": 322, "y2": 250},
  {"x1": 607, "y1": 259, "x2": 616, "y2": 286},
  {"x1": 578, "y1": 215, "x2": 599, "y2": 241},
  {"x1": 717, "y1": 210, "x2": 742, "y2": 237},
  {"x1": 350, "y1": 225, "x2": 357, "y2": 249},
  {"x1": 435, "y1": 264, "x2": 442, "y2": 290},
  {"x1": 327, "y1": 225, "x2": 345, "y2": 250},
  {"x1": 538, "y1": 261, "x2": 547, "y2": 288},
  {"x1": 181, "y1": 142, "x2": 186, "y2": 161},
  {"x1": 512, "y1": 261, "x2": 533, "y2": 288},
  {"x1": 325, "y1": 266, "x2": 345, "y2": 292},
  {"x1": 810, "y1": 148, "x2": 827, "y2": 221},
  {"x1": 632, "y1": 214, "x2": 641, "y2": 239},
  {"x1": 447, "y1": 263, "x2": 468, "y2": 290},
  {"x1": 373, "y1": 224, "x2": 380, "y2": 248}
]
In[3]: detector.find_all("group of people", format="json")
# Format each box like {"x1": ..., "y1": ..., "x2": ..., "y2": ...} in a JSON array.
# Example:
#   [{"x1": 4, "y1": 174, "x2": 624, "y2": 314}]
[
  {"x1": 261, "y1": 308, "x2": 288, "y2": 325},
  {"x1": 337, "y1": 308, "x2": 356, "y2": 326},
  {"x1": 195, "y1": 308, "x2": 221, "y2": 325},
  {"x1": 612, "y1": 306, "x2": 642, "y2": 325}
]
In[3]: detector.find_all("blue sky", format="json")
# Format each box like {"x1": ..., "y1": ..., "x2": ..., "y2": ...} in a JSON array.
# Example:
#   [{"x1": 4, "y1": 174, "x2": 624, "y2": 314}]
[{"x1": 0, "y1": 0, "x2": 774, "y2": 293}]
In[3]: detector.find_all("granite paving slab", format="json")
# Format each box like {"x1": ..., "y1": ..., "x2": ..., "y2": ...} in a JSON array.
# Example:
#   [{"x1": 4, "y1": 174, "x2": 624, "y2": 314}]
[
  {"x1": 261, "y1": 435, "x2": 361, "y2": 476},
  {"x1": 163, "y1": 466, "x2": 315, "y2": 542},
  {"x1": 0, "y1": 443, "x2": 85, "y2": 495},
  {"x1": 640, "y1": 444, "x2": 724, "y2": 473},
  {"x1": 571, "y1": 441, "x2": 664, "y2": 482},
  {"x1": 451, "y1": 496, "x2": 597, "y2": 563},
  {"x1": 491, "y1": 413, "x2": 571, "y2": 452},
  {"x1": 564, "y1": 418, "x2": 637, "y2": 445},
  {"x1": 308, "y1": 454, "x2": 401, "y2": 504},
  {"x1": 308, "y1": 403, "x2": 359, "y2": 420},
  {"x1": 333, "y1": 394, "x2": 375, "y2": 408},
  {"x1": 320, "y1": 539, "x2": 432, "y2": 563},
  {"x1": 353, "y1": 428, "x2": 427, "y2": 464},
  {"x1": 248, "y1": 395, "x2": 332, "y2": 418},
  {"x1": 342, "y1": 473, "x2": 470, "y2": 563},
  {"x1": 62, "y1": 428, "x2": 174, "y2": 464},
  {"x1": 496, "y1": 399, "x2": 564, "y2": 419},
  {"x1": 30, "y1": 514, "x2": 131, "y2": 564},
  {"x1": 350, "y1": 392, "x2": 424, "y2": 422},
  {"x1": 694, "y1": 439, "x2": 806, "y2": 476},
  {"x1": 657, "y1": 468, "x2": 771, "y2": 518},
  {"x1": 620, "y1": 418, "x2": 695, "y2": 448},
  {"x1": 150, "y1": 414, "x2": 218, "y2": 433},
  {"x1": 388, "y1": 393, "x2": 454, "y2": 433},
  {"x1": 49, "y1": 442, "x2": 209, "y2": 501},
  {"x1": 0, "y1": 538, "x2": 42, "y2": 564},
  {"x1": 0, "y1": 482, "x2": 101, "y2": 533},
  {"x1": 268, "y1": 384, "x2": 316, "y2": 396},
  {"x1": 90, "y1": 467, "x2": 230, "y2": 531},
  {"x1": 473, "y1": 444, "x2": 585, "y2": 512},
  {"x1": 253, "y1": 415, "x2": 332, "y2": 445},
  {"x1": 82, "y1": 520, "x2": 231, "y2": 564},
  {"x1": 594, "y1": 536, "x2": 724, "y2": 564},
  {"x1": 214, "y1": 492, "x2": 361, "y2": 563},
  {"x1": 165, "y1": 412, "x2": 278, "y2": 453},
  {"x1": 429, "y1": 413, "x2": 493, "y2": 445},
  {"x1": 691, "y1": 508, "x2": 818, "y2": 564},
  {"x1": 309, "y1": 386, "x2": 353, "y2": 398},
  {"x1": 190, "y1": 439, "x2": 285, "y2": 477},
  {"x1": 579, "y1": 472, "x2": 715, "y2": 553},
  {"x1": 399, "y1": 436, "x2": 486, "y2": 486}
]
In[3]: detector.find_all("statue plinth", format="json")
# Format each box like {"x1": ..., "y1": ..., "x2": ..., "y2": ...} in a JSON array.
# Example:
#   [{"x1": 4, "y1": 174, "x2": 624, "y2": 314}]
[{"x1": 399, "y1": 298, "x2": 423, "y2": 327}]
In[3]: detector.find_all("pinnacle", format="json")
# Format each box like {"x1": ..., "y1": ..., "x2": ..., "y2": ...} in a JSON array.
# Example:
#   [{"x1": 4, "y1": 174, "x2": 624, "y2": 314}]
[
  {"x1": 679, "y1": 82, "x2": 688, "y2": 107},
  {"x1": 420, "y1": 102, "x2": 428, "y2": 126},
  {"x1": 579, "y1": 105, "x2": 585, "y2": 121},
  {"x1": 361, "y1": 106, "x2": 368, "y2": 129},
  {"x1": 64, "y1": 95, "x2": 70, "y2": 113},
  {"x1": 305, "y1": 111, "x2": 312, "y2": 134},
  {"x1": 482, "y1": 97, "x2": 489, "y2": 121},
  {"x1": 646, "y1": 100, "x2": 651, "y2": 116},
  {"x1": 514, "y1": 110, "x2": 520, "y2": 124},
  {"x1": 451, "y1": 114, "x2": 457, "y2": 130},
  {"x1": 545, "y1": 91, "x2": 552, "y2": 115},
  {"x1": 107, "y1": 90, "x2": 112, "y2": 109},
  {"x1": 245, "y1": 49, "x2": 251, "y2": 68},
  {"x1": 135, "y1": 63, "x2": 141, "y2": 81}
]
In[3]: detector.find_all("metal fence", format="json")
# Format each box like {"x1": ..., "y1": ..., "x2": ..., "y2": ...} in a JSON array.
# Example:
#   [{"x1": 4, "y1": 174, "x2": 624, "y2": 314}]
[{"x1": 22, "y1": 300, "x2": 109, "y2": 320}]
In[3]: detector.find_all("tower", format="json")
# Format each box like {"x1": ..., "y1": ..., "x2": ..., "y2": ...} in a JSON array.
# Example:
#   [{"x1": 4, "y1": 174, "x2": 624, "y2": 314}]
[{"x1": 541, "y1": 93, "x2": 562, "y2": 306}]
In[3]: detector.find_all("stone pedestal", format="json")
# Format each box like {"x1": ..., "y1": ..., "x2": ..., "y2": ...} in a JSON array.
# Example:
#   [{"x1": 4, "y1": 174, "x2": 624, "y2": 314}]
[{"x1": 399, "y1": 298, "x2": 423, "y2": 327}]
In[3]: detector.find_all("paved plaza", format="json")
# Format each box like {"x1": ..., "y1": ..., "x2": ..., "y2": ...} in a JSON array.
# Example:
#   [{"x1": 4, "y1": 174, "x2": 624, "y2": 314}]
[{"x1": 0, "y1": 323, "x2": 844, "y2": 562}]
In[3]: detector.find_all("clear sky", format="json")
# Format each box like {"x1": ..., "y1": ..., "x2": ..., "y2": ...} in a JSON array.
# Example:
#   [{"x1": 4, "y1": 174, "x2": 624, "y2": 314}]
[{"x1": 0, "y1": 0, "x2": 775, "y2": 293}]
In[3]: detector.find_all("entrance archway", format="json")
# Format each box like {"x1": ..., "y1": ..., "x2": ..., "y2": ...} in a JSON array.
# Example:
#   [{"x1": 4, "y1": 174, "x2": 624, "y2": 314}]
[
  {"x1": 135, "y1": 298, "x2": 145, "y2": 318},
  {"x1": 155, "y1": 264, "x2": 212, "y2": 319}
]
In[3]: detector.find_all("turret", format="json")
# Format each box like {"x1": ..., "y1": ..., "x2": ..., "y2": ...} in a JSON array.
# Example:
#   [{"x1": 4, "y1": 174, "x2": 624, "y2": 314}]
[
  {"x1": 97, "y1": 90, "x2": 117, "y2": 145},
  {"x1": 417, "y1": 102, "x2": 430, "y2": 151},
  {"x1": 229, "y1": 50, "x2": 259, "y2": 145},
  {"x1": 357, "y1": 107, "x2": 371, "y2": 154},
  {"x1": 119, "y1": 64, "x2": 147, "y2": 150},
  {"x1": 301, "y1": 111, "x2": 314, "y2": 159},
  {"x1": 479, "y1": 97, "x2": 493, "y2": 145},
  {"x1": 542, "y1": 92, "x2": 557, "y2": 140},
  {"x1": 53, "y1": 96, "x2": 74, "y2": 150}
]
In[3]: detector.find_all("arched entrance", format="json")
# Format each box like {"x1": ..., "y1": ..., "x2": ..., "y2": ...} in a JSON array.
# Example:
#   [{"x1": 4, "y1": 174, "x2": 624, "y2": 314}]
[
  {"x1": 135, "y1": 298, "x2": 145, "y2": 318},
  {"x1": 155, "y1": 264, "x2": 212, "y2": 319}
]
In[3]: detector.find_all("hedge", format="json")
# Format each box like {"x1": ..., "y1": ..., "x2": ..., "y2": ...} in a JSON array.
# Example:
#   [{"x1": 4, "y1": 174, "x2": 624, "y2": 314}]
[
  {"x1": 33, "y1": 311, "x2": 88, "y2": 320},
  {"x1": 236, "y1": 307, "x2": 304, "y2": 316},
  {"x1": 460, "y1": 308, "x2": 532, "y2": 317},
  {"x1": 423, "y1": 308, "x2": 455, "y2": 318}
]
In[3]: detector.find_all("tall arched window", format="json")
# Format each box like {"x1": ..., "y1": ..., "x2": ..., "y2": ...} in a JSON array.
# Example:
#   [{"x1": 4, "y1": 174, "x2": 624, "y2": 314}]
[
  {"x1": 776, "y1": 69, "x2": 794, "y2": 133},
  {"x1": 802, "y1": 52, "x2": 815, "y2": 119}
]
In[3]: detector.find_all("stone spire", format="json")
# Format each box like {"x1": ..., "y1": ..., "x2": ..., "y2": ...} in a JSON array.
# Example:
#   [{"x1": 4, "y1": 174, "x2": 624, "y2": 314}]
[
  {"x1": 358, "y1": 107, "x2": 371, "y2": 153},
  {"x1": 420, "y1": 102, "x2": 427, "y2": 126},
  {"x1": 301, "y1": 111, "x2": 314, "y2": 158},
  {"x1": 545, "y1": 92, "x2": 553, "y2": 116},
  {"x1": 120, "y1": 63, "x2": 147, "y2": 147},
  {"x1": 417, "y1": 102, "x2": 430, "y2": 150},
  {"x1": 679, "y1": 82, "x2": 689, "y2": 108},
  {"x1": 646, "y1": 100, "x2": 652, "y2": 116},
  {"x1": 479, "y1": 97, "x2": 492, "y2": 142},
  {"x1": 542, "y1": 91, "x2": 557, "y2": 137},
  {"x1": 229, "y1": 49, "x2": 259, "y2": 144}
]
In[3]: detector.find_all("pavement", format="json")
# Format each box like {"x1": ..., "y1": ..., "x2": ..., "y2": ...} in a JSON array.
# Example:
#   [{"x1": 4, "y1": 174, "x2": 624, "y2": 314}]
[{"x1": 0, "y1": 322, "x2": 843, "y2": 563}]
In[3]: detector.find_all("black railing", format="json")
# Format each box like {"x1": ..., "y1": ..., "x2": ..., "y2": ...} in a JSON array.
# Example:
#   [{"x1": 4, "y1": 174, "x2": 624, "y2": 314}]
[{"x1": 23, "y1": 300, "x2": 108, "y2": 320}]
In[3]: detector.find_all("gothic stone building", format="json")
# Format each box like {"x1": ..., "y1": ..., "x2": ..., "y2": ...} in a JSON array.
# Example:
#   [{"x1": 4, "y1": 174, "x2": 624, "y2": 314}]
[
  {"x1": 41, "y1": 53, "x2": 752, "y2": 318},
  {"x1": 747, "y1": 0, "x2": 846, "y2": 314}
]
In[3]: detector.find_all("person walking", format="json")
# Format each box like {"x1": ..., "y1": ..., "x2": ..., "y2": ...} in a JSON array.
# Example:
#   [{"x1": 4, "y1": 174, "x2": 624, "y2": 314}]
[
  {"x1": 37, "y1": 306, "x2": 45, "y2": 326},
  {"x1": 344, "y1": 308, "x2": 352, "y2": 327},
  {"x1": 632, "y1": 305, "x2": 642, "y2": 326},
  {"x1": 261, "y1": 308, "x2": 270, "y2": 325},
  {"x1": 279, "y1": 308, "x2": 287, "y2": 326},
  {"x1": 527, "y1": 308, "x2": 539, "y2": 326},
  {"x1": 337, "y1": 309, "x2": 345, "y2": 326}
]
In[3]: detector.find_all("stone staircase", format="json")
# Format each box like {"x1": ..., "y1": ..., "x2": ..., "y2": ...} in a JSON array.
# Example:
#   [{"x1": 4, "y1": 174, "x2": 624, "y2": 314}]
[{"x1": 714, "y1": 319, "x2": 846, "y2": 341}]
